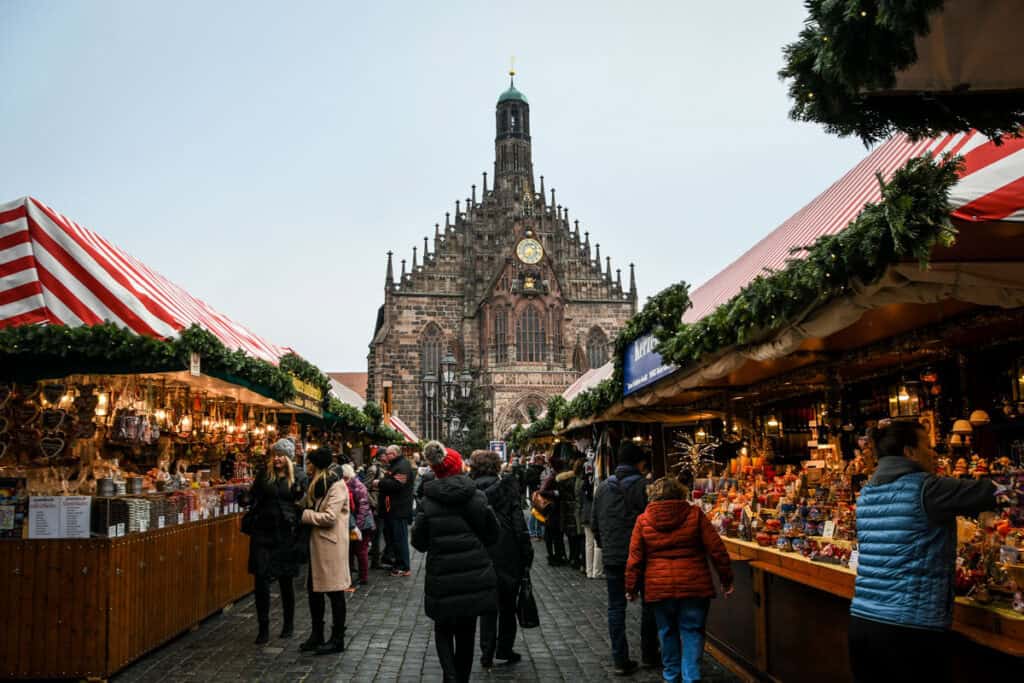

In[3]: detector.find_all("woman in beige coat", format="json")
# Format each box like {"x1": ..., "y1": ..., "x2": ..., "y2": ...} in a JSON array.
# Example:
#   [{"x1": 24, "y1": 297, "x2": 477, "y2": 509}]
[{"x1": 299, "y1": 448, "x2": 350, "y2": 655}]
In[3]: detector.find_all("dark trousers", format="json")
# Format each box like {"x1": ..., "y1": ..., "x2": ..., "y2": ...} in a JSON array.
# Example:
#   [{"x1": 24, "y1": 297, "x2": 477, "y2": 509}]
[
  {"x1": 479, "y1": 582, "x2": 518, "y2": 661},
  {"x1": 350, "y1": 535, "x2": 371, "y2": 583},
  {"x1": 567, "y1": 532, "x2": 584, "y2": 568},
  {"x1": 604, "y1": 564, "x2": 660, "y2": 666},
  {"x1": 307, "y1": 566, "x2": 346, "y2": 634},
  {"x1": 544, "y1": 517, "x2": 566, "y2": 562},
  {"x1": 386, "y1": 517, "x2": 411, "y2": 571},
  {"x1": 254, "y1": 574, "x2": 295, "y2": 628},
  {"x1": 434, "y1": 617, "x2": 476, "y2": 683},
  {"x1": 369, "y1": 513, "x2": 386, "y2": 566},
  {"x1": 849, "y1": 615, "x2": 951, "y2": 683}
]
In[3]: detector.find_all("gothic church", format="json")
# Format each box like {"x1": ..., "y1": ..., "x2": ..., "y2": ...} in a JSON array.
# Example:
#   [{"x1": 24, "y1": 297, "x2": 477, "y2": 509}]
[{"x1": 367, "y1": 76, "x2": 638, "y2": 440}]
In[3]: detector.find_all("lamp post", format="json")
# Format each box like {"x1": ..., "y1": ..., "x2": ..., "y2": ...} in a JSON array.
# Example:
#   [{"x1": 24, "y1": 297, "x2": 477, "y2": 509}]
[{"x1": 424, "y1": 354, "x2": 473, "y2": 443}]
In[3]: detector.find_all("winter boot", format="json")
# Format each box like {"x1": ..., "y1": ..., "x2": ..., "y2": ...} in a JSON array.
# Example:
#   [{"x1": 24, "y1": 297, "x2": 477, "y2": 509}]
[
  {"x1": 279, "y1": 616, "x2": 294, "y2": 639},
  {"x1": 254, "y1": 621, "x2": 270, "y2": 646},
  {"x1": 299, "y1": 623, "x2": 324, "y2": 653},
  {"x1": 314, "y1": 627, "x2": 345, "y2": 655}
]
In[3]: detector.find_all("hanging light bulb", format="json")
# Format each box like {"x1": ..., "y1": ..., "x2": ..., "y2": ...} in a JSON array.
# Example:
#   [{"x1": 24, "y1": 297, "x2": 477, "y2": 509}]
[
  {"x1": 96, "y1": 390, "x2": 109, "y2": 417},
  {"x1": 179, "y1": 413, "x2": 193, "y2": 434}
]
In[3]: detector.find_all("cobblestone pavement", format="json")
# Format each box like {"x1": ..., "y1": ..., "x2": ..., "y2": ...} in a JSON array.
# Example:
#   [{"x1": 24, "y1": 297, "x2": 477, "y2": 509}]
[{"x1": 116, "y1": 540, "x2": 740, "y2": 682}]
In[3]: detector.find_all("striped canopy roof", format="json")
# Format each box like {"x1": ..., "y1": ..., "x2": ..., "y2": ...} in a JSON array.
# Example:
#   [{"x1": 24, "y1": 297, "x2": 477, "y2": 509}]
[
  {"x1": 684, "y1": 132, "x2": 1024, "y2": 323},
  {"x1": 0, "y1": 196, "x2": 287, "y2": 363}
]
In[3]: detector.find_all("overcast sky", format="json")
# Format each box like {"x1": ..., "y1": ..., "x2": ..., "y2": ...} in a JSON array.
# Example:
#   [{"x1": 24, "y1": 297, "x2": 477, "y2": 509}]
[{"x1": 1, "y1": 1, "x2": 868, "y2": 371}]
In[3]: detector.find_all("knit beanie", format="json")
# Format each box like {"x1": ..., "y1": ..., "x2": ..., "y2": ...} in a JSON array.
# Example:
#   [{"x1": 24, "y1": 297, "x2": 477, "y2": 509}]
[
  {"x1": 269, "y1": 438, "x2": 295, "y2": 459},
  {"x1": 431, "y1": 449, "x2": 464, "y2": 479}
]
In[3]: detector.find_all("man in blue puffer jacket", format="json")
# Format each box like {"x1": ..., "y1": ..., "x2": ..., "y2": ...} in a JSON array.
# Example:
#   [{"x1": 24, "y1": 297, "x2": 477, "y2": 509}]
[{"x1": 849, "y1": 420, "x2": 996, "y2": 683}]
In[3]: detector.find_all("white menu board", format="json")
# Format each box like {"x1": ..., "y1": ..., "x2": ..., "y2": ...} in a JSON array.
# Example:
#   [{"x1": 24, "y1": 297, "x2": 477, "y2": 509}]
[
  {"x1": 28, "y1": 496, "x2": 61, "y2": 539},
  {"x1": 61, "y1": 496, "x2": 91, "y2": 538}
]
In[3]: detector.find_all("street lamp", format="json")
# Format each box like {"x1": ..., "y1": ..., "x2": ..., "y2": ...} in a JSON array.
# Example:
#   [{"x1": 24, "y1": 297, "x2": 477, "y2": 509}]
[
  {"x1": 422, "y1": 373, "x2": 437, "y2": 399},
  {"x1": 459, "y1": 370, "x2": 473, "y2": 399}
]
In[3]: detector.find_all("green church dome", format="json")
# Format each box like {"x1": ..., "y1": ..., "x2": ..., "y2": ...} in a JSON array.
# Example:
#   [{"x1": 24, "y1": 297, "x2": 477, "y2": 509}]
[{"x1": 498, "y1": 85, "x2": 528, "y2": 104}]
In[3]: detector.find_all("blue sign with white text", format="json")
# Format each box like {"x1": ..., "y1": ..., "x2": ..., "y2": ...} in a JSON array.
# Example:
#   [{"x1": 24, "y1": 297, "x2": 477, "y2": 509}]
[{"x1": 623, "y1": 333, "x2": 678, "y2": 396}]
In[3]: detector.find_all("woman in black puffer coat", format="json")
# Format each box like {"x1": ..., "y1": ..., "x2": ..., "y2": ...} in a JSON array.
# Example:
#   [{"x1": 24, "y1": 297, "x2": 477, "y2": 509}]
[
  {"x1": 469, "y1": 449, "x2": 534, "y2": 670},
  {"x1": 412, "y1": 441, "x2": 500, "y2": 683},
  {"x1": 245, "y1": 439, "x2": 304, "y2": 644}
]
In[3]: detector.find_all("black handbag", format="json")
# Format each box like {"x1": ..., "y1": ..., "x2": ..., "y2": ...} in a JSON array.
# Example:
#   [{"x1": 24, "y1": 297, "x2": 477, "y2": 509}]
[
  {"x1": 515, "y1": 575, "x2": 540, "y2": 628},
  {"x1": 240, "y1": 508, "x2": 258, "y2": 536}
]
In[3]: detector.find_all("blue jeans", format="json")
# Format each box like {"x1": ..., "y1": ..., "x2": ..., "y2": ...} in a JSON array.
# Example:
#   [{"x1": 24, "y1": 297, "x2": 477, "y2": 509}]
[
  {"x1": 527, "y1": 510, "x2": 543, "y2": 538},
  {"x1": 653, "y1": 598, "x2": 710, "y2": 683},
  {"x1": 604, "y1": 565, "x2": 659, "y2": 666},
  {"x1": 386, "y1": 517, "x2": 410, "y2": 571}
]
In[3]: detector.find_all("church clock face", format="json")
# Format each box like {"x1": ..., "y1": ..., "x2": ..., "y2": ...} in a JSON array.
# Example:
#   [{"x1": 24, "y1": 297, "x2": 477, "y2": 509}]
[{"x1": 516, "y1": 238, "x2": 544, "y2": 264}]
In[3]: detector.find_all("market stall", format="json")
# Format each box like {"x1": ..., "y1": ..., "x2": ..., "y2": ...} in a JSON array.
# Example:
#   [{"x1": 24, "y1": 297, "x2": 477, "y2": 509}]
[
  {"x1": 551, "y1": 131, "x2": 1024, "y2": 679},
  {"x1": 0, "y1": 197, "x2": 342, "y2": 679}
]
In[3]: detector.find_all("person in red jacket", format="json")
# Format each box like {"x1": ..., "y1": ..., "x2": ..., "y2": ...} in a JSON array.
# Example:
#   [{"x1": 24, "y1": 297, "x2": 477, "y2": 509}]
[{"x1": 626, "y1": 477, "x2": 733, "y2": 683}]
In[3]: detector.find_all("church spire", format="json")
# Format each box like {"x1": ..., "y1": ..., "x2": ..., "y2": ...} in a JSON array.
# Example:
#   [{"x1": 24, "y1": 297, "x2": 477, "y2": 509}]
[
  {"x1": 495, "y1": 70, "x2": 534, "y2": 197},
  {"x1": 630, "y1": 263, "x2": 637, "y2": 298},
  {"x1": 385, "y1": 251, "x2": 394, "y2": 288}
]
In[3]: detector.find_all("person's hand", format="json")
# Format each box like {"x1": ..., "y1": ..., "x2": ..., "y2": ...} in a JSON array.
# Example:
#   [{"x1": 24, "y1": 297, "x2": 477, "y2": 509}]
[{"x1": 723, "y1": 584, "x2": 735, "y2": 597}]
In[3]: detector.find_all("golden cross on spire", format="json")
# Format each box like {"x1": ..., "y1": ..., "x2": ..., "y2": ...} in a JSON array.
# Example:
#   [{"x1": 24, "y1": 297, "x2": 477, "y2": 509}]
[{"x1": 509, "y1": 56, "x2": 516, "y2": 86}]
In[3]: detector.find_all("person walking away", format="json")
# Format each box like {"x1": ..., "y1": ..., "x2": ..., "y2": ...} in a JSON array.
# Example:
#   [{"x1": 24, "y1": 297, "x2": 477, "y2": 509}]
[
  {"x1": 578, "y1": 457, "x2": 603, "y2": 579},
  {"x1": 379, "y1": 444, "x2": 416, "y2": 576},
  {"x1": 537, "y1": 449, "x2": 568, "y2": 565},
  {"x1": 468, "y1": 449, "x2": 533, "y2": 670},
  {"x1": 342, "y1": 464, "x2": 374, "y2": 586},
  {"x1": 524, "y1": 455, "x2": 545, "y2": 539},
  {"x1": 364, "y1": 452, "x2": 388, "y2": 569},
  {"x1": 246, "y1": 439, "x2": 304, "y2": 644},
  {"x1": 412, "y1": 442, "x2": 500, "y2": 683},
  {"x1": 848, "y1": 420, "x2": 998, "y2": 683},
  {"x1": 626, "y1": 476, "x2": 734, "y2": 683},
  {"x1": 299, "y1": 448, "x2": 351, "y2": 655},
  {"x1": 592, "y1": 441, "x2": 660, "y2": 675},
  {"x1": 555, "y1": 455, "x2": 582, "y2": 570}
]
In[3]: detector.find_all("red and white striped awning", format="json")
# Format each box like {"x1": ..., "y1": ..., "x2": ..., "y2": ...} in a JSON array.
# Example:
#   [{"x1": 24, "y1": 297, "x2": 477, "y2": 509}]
[
  {"x1": 684, "y1": 132, "x2": 1024, "y2": 323},
  {"x1": 388, "y1": 415, "x2": 419, "y2": 443},
  {"x1": 0, "y1": 196, "x2": 287, "y2": 363}
]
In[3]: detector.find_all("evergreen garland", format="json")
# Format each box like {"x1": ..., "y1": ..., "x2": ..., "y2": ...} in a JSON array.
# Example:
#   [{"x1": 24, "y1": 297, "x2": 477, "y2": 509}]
[
  {"x1": 780, "y1": 1, "x2": 1024, "y2": 143},
  {"x1": 556, "y1": 152, "x2": 962, "y2": 425}
]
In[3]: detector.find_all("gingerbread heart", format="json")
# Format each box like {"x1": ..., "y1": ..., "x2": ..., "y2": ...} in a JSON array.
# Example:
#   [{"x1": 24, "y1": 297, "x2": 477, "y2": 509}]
[
  {"x1": 42, "y1": 383, "x2": 67, "y2": 405},
  {"x1": 41, "y1": 409, "x2": 67, "y2": 432},
  {"x1": 0, "y1": 416, "x2": 8, "y2": 434},
  {"x1": 39, "y1": 435, "x2": 66, "y2": 459},
  {"x1": 75, "y1": 395, "x2": 99, "y2": 413},
  {"x1": 15, "y1": 428, "x2": 38, "y2": 447},
  {"x1": 14, "y1": 403, "x2": 40, "y2": 425},
  {"x1": 16, "y1": 383, "x2": 40, "y2": 400},
  {"x1": 0, "y1": 383, "x2": 12, "y2": 408},
  {"x1": 0, "y1": 439, "x2": 8, "y2": 460}
]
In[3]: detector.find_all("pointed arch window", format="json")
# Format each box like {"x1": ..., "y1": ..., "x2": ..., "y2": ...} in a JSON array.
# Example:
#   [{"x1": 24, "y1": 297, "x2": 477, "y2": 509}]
[
  {"x1": 516, "y1": 305, "x2": 545, "y2": 362},
  {"x1": 421, "y1": 324, "x2": 443, "y2": 440},
  {"x1": 586, "y1": 327, "x2": 608, "y2": 370},
  {"x1": 494, "y1": 308, "x2": 509, "y2": 364}
]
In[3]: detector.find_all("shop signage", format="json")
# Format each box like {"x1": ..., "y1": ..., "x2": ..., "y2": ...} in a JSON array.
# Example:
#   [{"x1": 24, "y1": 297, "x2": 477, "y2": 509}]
[
  {"x1": 623, "y1": 334, "x2": 678, "y2": 396},
  {"x1": 286, "y1": 374, "x2": 324, "y2": 417},
  {"x1": 489, "y1": 440, "x2": 507, "y2": 461}
]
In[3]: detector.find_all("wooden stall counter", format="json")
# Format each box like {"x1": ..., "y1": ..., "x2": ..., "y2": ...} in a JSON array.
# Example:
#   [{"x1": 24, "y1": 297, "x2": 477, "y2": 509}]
[
  {"x1": 1, "y1": 513, "x2": 252, "y2": 680},
  {"x1": 709, "y1": 538, "x2": 1023, "y2": 682}
]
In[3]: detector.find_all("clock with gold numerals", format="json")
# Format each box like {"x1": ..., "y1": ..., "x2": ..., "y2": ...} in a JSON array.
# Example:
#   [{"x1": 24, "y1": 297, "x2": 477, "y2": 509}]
[{"x1": 516, "y1": 238, "x2": 544, "y2": 264}]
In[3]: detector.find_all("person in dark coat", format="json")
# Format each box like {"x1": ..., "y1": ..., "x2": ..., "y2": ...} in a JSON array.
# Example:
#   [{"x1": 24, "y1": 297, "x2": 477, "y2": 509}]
[
  {"x1": 412, "y1": 441, "x2": 500, "y2": 683},
  {"x1": 592, "y1": 441, "x2": 660, "y2": 675},
  {"x1": 537, "y1": 446, "x2": 569, "y2": 565},
  {"x1": 379, "y1": 444, "x2": 416, "y2": 576},
  {"x1": 246, "y1": 439, "x2": 304, "y2": 645},
  {"x1": 556, "y1": 455, "x2": 583, "y2": 570},
  {"x1": 469, "y1": 449, "x2": 533, "y2": 670}
]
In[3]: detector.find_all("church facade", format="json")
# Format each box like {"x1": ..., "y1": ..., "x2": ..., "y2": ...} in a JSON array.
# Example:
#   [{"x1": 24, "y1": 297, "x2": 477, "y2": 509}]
[{"x1": 367, "y1": 77, "x2": 637, "y2": 440}]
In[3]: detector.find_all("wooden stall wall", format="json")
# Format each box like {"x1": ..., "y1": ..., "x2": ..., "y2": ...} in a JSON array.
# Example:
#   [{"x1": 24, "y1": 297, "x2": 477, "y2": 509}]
[{"x1": 1, "y1": 514, "x2": 251, "y2": 680}]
